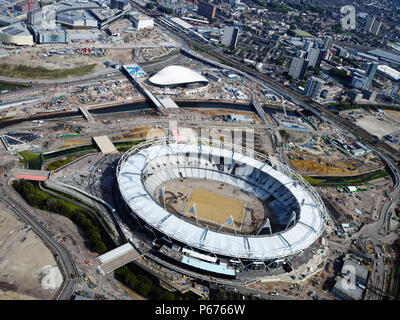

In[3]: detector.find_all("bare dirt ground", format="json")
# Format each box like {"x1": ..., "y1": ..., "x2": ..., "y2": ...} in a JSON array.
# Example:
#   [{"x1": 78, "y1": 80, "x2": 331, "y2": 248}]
[
  {"x1": 32, "y1": 208, "x2": 139, "y2": 300},
  {"x1": 290, "y1": 158, "x2": 360, "y2": 175},
  {"x1": 0, "y1": 26, "x2": 177, "y2": 74},
  {"x1": 155, "y1": 178, "x2": 266, "y2": 234},
  {"x1": 0, "y1": 203, "x2": 60, "y2": 300}
]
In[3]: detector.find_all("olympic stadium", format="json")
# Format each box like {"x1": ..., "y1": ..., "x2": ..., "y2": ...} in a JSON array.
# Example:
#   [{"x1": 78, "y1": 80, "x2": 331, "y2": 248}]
[{"x1": 116, "y1": 137, "x2": 328, "y2": 278}]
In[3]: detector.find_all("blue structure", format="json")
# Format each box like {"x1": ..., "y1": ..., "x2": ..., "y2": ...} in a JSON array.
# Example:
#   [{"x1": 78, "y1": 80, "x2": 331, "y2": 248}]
[{"x1": 181, "y1": 256, "x2": 236, "y2": 276}]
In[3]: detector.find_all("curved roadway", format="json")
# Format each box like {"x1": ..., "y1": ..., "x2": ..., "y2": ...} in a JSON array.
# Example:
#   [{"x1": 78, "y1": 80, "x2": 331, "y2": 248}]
[{"x1": 0, "y1": 178, "x2": 77, "y2": 300}]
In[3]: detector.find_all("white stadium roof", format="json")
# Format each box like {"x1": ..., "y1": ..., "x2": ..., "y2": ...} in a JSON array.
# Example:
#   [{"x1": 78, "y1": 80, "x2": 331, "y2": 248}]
[
  {"x1": 148, "y1": 66, "x2": 209, "y2": 87},
  {"x1": 117, "y1": 139, "x2": 326, "y2": 260}
]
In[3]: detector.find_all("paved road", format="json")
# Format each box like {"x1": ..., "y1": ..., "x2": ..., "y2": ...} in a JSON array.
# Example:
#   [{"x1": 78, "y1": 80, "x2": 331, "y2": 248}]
[{"x1": 0, "y1": 179, "x2": 78, "y2": 300}]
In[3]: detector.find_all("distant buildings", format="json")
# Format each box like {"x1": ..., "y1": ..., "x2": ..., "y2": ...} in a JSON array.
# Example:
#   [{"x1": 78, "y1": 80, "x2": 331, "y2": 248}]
[
  {"x1": 363, "y1": 63, "x2": 378, "y2": 88},
  {"x1": 304, "y1": 77, "x2": 325, "y2": 98},
  {"x1": 307, "y1": 48, "x2": 324, "y2": 68},
  {"x1": 197, "y1": 2, "x2": 216, "y2": 19},
  {"x1": 364, "y1": 15, "x2": 381, "y2": 36},
  {"x1": 364, "y1": 15, "x2": 375, "y2": 33},
  {"x1": 109, "y1": 0, "x2": 129, "y2": 10},
  {"x1": 221, "y1": 26, "x2": 239, "y2": 48},
  {"x1": 320, "y1": 86, "x2": 343, "y2": 103},
  {"x1": 13, "y1": 0, "x2": 40, "y2": 13},
  {"x1": 288, "y1": 57, "x2": 308, "y2": 80},
  {"x1": 350, "y1": 63, "x2": 378, "y2": 89},
  {"x1": 322, "y1": 36, "x2": 333, "y2": 51},
  {"x1": 370, "y1": 20, "x2": 382, "y2": 36}
]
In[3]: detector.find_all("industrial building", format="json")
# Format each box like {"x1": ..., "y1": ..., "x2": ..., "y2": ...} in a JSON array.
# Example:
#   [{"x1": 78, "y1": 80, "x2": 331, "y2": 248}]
[
  {"x1": 221, "y1": 26, "x2": 239, "y2": 48},
  {"x1": 13, "y1": 0, "x2": 40, "y2": 13},
  {"x1": 57, "y1": 10, "x2": 98, "y2": 29},
  {"x1": 27, "y1": 8, "x2": 42, "y2": 26},
  {"x1": 0, "y1": 23, "x2": 34, "y2": 46},
  {"x1": 32, "y1": 25, "x2": 69, "y2": 44},
  {"x1": 129, "y1": 14, "x2": 154, "y2": 30}
]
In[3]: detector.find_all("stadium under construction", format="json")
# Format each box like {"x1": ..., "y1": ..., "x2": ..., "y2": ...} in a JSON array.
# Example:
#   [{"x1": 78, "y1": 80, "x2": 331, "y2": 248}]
[{"x1": 116, "y1": 137, "x2": 328, "y2": 280}]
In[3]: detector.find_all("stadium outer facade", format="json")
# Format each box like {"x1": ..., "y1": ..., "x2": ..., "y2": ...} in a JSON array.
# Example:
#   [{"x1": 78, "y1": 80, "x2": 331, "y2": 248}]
[{"x1": 116, "y1": 137, "x2": 328, "y2": 277}]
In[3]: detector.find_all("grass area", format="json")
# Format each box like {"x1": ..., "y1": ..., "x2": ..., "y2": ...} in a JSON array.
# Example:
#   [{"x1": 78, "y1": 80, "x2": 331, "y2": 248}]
[
  {"x1": 19, "y1": 152, "x2": 43, "y2": 170},
  {"x1": 13, "y1": 180, "x2": 111, "y2": 254},
  {"x1": 0, "y1": 63, "x2": 97, "y2": 80},
  {"x1": 42, "y1": 184, "x2": 115, "y2": 237},
  {"x1": 43, "y1": 144, "x2": 99, "y2": 161},
  {"x1": 0, "y1": 81, "x2": 30, "y2": 92},
  {"x1": 302, "y1": 168, "x2": 390, "y2": 186},
  {"x1": 114, "y1": 140, "x2": 145, "y2": 153},
  {"x1": 44, "y1": 151, "x2": 94, "y2": 171},
  {"x1": 14, "y1": 178, "x2": 191, "y2": 300},
  {"x1": 295, "y1": 30, "x2": 313, "y2": 37}
]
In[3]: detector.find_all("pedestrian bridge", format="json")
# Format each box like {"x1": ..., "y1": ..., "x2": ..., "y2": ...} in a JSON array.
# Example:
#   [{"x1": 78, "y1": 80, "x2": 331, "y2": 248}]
[{"x1": 95, "y1": 241, "x2": 143, "y2": 274}]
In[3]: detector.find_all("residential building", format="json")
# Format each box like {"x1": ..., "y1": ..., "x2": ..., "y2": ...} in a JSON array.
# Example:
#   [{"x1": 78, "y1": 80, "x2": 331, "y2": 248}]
[
  {"x1": 307, "y1": 48, "x2": 324, "y2": 68},
  {"x1": 197, "y1": 2, "x2": 216, "y2": 19},
  {"x1": 304, "y1": 77, "x2": 325, "y2": 98},
  {"x1": 288, "y1": 57, "x2": 308, "y2": 79}
]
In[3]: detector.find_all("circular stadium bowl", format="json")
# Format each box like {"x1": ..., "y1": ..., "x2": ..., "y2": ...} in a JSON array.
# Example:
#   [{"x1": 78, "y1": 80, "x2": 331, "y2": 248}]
[{"x1": 117, "y1": 137, "x2": 327, "y2": 261}]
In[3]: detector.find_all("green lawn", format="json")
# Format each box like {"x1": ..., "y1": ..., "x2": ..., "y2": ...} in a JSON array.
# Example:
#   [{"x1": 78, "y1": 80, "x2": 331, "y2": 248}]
[
  {"x1": 19, "y1": 152, "x2": 42, "y2": 170},
  {"x1": 0, "y1": 81, "x2": 30, "y2": 91},
  {"x1": 295, "y1": 30, "x2": 313, "y2": 37},
  {"x1": 45, "y1": 151, "x2": 93, "y2": 171}
]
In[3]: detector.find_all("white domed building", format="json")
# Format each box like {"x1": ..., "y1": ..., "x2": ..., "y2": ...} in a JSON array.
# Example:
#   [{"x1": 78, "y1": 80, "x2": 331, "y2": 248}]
[{"x1": 148, "y1": 65, "x2": 209, "y2": 89}]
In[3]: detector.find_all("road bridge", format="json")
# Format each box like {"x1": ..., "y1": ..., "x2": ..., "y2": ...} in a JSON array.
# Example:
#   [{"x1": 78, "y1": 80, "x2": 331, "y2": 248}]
[
  {"x1": 250, "y1": 92, "x2": 268, "y2": 124},
  {"x1": 79, "y1": 106, "x2": 94, "y2": 121},
  {"x1": 11, "y1": 168, "x2": 50, "y2": 181}
]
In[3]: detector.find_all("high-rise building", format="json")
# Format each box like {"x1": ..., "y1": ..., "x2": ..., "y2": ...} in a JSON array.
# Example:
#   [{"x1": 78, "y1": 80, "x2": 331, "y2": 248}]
[
  {"x1": 364, "y1": 15, "x2": 375, "y2": 33},
  {"x1": 288, "y1": 57, "x2": 308, "y2": 79},
  {"x1": 303, "y1": 40, "x2": 313, "y2": 52},
  {"x1": 110, "y1": 0, "x2": 128, "y2": 10},
  {"x1": 197, "y1": 2, "x2": 216, "y2": 19},
  {"x1": 221, "y1": 26, "x2": 239, "y2": 48},
  {"x1": 304, "y1": 77, "x2": 325, "y2": 98},
  {"x1": 307, "y1": 48, "x2": 324, "y2": 68},
  {"x1": 322, "y1": 36, "x2": 333, "y2": 51},
  {"x1": 363, "y1": 63, "x2": 378, "y2": 88}
]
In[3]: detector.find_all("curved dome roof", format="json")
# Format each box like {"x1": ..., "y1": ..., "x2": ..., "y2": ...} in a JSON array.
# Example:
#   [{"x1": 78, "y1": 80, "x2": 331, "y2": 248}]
[{"x1": 149, "y1": 65, "x2": 209, "y2": 86}]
